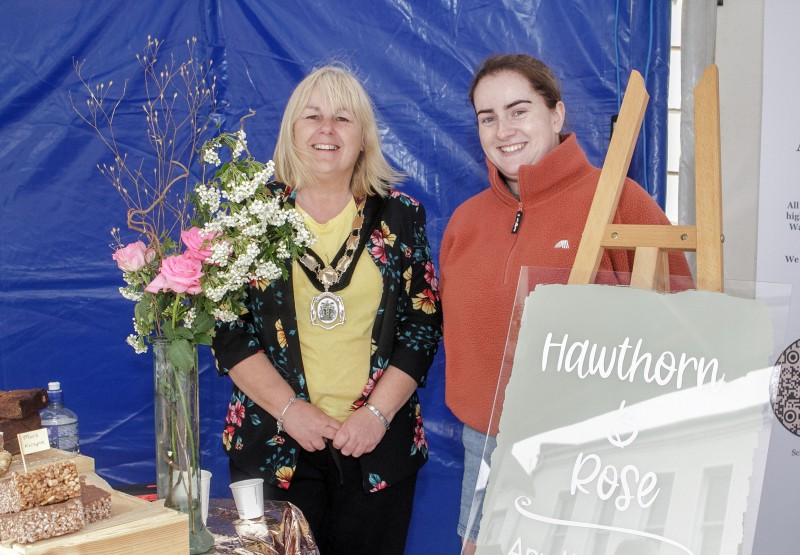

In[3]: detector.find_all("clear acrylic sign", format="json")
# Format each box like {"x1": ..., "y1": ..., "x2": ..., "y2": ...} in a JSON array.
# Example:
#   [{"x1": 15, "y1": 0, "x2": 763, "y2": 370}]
[{"x1": 477, "y1": 285, "x2": 774, "y2": 555}]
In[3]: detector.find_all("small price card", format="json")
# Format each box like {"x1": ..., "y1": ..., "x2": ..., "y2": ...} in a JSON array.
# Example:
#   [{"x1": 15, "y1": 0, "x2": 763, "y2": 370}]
[{"x1": 17, "y1": 429, "x2": 50, "y2": 472}]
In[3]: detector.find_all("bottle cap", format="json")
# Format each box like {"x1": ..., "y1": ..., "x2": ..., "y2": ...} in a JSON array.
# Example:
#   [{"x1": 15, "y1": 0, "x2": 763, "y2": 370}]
[{"x1": 48, "y1": 381, "x2": 61, "y2": 391}]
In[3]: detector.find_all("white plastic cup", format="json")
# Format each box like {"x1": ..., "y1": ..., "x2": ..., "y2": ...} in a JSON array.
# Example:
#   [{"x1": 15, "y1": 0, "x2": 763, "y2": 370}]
[
  {"x1": 200, "y1": 470, "x2": 212, "y2": 525},
  {"x1": 229, "y1": 478, "x2": 264, "y2": 520}
]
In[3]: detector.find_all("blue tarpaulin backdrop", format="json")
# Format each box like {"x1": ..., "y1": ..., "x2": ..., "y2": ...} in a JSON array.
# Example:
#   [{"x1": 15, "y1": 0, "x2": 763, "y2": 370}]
[{"x1": 0, "y1": 2, "x2": 669, "y2": 552}]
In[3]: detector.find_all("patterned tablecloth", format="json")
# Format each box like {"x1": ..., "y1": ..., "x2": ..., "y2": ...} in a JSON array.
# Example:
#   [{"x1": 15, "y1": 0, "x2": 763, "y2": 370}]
[{"x1": 206, "y1": 498, "x2": 319, "y2": 555}]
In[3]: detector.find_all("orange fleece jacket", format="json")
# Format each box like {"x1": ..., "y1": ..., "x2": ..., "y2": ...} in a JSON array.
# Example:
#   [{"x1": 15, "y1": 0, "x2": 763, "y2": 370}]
[{"x1": 440, "y1": 134, "x2": 693, "y2": 435}]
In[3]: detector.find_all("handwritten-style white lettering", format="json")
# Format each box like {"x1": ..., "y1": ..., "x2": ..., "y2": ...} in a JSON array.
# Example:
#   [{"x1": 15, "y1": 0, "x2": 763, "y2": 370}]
[
  {"x1": 570, "y1": 452, "x2": 660, "y2": 511},
  {"x1": 541, "y1": 333, "x2": 724, "y2": 390}
]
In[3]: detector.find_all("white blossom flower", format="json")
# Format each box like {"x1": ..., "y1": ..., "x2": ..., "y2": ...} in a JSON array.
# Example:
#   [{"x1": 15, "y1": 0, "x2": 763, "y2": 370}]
[
  {"x1": 276, "y1": 240, "x2": 290, "y2": 259},
  {"x1": 183, "y1": 307, "x2": 196, "y2": 328},
  {"x1": 119, "y1": 285, "x2": 143, "y2": 301},
  {"x1": 194, "y1": 183, "x2": 221, "y2": 212},
  {"x1": 207, "y1": 240, "x2": 232, "y2": 266},
  {"x1": 202, "y1": 146, "x2": 221, "y2": 166},
  {"x1": 126, "y1": 334, "x2": 148, "y2": 354},
  {"x1": 227, "y1": 178, "x2": 260, "y2": 203},
  {"x1": 232, "y1": 129, "x2": 247, "y2": 159},
  {"x1": 254, "y1": 260, "x2": 281, "y2": 281},
  {"x1": 213, "y1": 308, "x2": 239, "y2": 322}
]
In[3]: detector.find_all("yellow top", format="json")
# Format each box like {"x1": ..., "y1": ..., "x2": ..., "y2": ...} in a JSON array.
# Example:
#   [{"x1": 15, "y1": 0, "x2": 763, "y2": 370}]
[{"x1": 292, "y1": 197, "x2": 382, "y2": 422}]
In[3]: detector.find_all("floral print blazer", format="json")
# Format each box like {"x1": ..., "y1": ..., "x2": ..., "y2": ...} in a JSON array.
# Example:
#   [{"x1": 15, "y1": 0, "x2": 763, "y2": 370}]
[{"x1": 213, "y1": 183, "x2": 443, "y2": 493}]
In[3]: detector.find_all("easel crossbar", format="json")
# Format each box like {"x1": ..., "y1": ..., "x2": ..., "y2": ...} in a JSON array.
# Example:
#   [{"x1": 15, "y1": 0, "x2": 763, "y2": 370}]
[{"x1": 601, "y1": 225, "x2": 697, "y2": 250}]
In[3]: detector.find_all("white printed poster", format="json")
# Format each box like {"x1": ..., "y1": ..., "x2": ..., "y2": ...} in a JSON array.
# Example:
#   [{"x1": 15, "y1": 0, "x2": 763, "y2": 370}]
[
  {"x1": 752, "y1": 1, "x2": 800, "y2": 552},
  {"x1": 757, "y1": 0, "x2": 800, "y2": 328},
  {"x1": 477, "y1": 285, "x2": 773, "y2": 555}
]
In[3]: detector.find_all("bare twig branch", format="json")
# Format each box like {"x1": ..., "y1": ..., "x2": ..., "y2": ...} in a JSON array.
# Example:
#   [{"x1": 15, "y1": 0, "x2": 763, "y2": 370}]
[{"x1": 69, "y1": 36, "x2": 219, "y2": 252}]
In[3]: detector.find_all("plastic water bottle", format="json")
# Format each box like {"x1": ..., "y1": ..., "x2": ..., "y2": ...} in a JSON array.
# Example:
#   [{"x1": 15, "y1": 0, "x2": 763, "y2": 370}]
[{"x1": 39, "y1": 382, "x2": 80, "y2": 453}]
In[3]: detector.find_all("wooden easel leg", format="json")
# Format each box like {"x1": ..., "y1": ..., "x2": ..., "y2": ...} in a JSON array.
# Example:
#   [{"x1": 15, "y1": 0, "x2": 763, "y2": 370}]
[
  {"x1": 631, "y1": 246, "x2": 667, "y2": 291},
  {"x1": 568, "y1": 71, "x2": 649, "y2": 285},
  {"x1": 695, "y1": 64, "x2": 724, "y2": 292},
  {"x1": 656, "y1": 249, "x2": 670, "y2": 292}
]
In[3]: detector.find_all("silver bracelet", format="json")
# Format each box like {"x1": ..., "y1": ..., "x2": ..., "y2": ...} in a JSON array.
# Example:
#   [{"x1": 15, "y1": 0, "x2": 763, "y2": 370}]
[
  {"x1": 363, "y1": 402, "x2": 390, "y2": 430},
  {"x1": 276, "y1": 395, "x2": 297, "y2": 435}
]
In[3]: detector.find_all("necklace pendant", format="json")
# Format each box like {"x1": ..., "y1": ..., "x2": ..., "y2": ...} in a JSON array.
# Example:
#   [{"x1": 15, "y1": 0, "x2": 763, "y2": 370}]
[{"x1": 310, "y1": 291, "x2": 346, "y2": 330}]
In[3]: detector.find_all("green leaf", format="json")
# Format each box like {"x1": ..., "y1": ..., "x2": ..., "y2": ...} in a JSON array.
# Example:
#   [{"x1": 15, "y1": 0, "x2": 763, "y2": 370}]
[
  {"x1": 134, "y1": 300, "x2": 149, "y2": 322},
  {"x1": 192, "y1": 311, "x2": 215, "y2": 334},
  {"x1": 172, "y1": 326, "x2": 194, "y2": 340},
  {"x1": 168, "y1": 339, "x2": 195, "y2": 372},
  {"x1": 193, "y1": 332, "x2": 214, "y2": 346},
  {"x1": 163, "y1": 327, "x2": 176, "y2": 342}
]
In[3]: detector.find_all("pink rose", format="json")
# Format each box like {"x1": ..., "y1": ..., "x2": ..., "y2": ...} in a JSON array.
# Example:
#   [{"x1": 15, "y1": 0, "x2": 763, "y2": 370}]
[
  {"x1": 145, "y1": 253, "x2": 204, "y2": 295},
  {"x1": 112, "y1": 241, "x2": 154, "y2": 272},
  {"x1": 181, "y1": 226, "x2": 219, "y2": 262}
]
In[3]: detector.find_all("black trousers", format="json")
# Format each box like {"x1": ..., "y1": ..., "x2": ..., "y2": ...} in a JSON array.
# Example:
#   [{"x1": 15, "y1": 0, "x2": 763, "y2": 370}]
[{"x1": 230, "y1": 443, "x2": 418, "y2": 555}]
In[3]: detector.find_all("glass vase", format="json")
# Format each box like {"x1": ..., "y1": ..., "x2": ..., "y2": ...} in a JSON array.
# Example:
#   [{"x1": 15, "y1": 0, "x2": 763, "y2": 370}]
[{"x1": 153, "y1": 338, "x2": 215, "y2": 554}]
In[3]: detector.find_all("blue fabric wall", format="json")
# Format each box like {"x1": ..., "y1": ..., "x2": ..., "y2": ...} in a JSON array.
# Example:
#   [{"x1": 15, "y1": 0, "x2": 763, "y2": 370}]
[{"x1": 0, "y1": 2, "x2": 669, "y2": 552}]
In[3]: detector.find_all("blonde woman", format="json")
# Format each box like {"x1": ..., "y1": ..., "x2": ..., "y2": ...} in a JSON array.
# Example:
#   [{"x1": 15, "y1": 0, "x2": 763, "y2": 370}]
[{"x1": 214, "y1": 65, "x2": 442, "y2": 554}]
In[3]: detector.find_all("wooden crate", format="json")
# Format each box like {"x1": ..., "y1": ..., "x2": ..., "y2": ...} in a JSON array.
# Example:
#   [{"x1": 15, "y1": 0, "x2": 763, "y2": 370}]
[{"x1": 1, "y1": 452, "x2": 189, "y2": 554}]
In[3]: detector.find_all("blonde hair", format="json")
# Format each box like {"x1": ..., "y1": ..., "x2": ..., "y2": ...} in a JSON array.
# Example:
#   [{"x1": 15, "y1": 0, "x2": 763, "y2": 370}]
[{"x1": 273, "y1": 64, "x2": 403, "y2": 197}]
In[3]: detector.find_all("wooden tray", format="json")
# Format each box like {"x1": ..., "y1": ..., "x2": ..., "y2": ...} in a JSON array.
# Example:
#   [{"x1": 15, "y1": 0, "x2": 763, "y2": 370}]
[{"x1": 1, "y1": 453, "x2": 189, "y2": 554}]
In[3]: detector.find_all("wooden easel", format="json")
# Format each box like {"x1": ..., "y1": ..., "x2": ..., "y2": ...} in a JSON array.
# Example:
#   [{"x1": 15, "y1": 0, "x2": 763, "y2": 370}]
[{"x1": 567, "y1": 65, "x2": 723, "y2": 293}]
